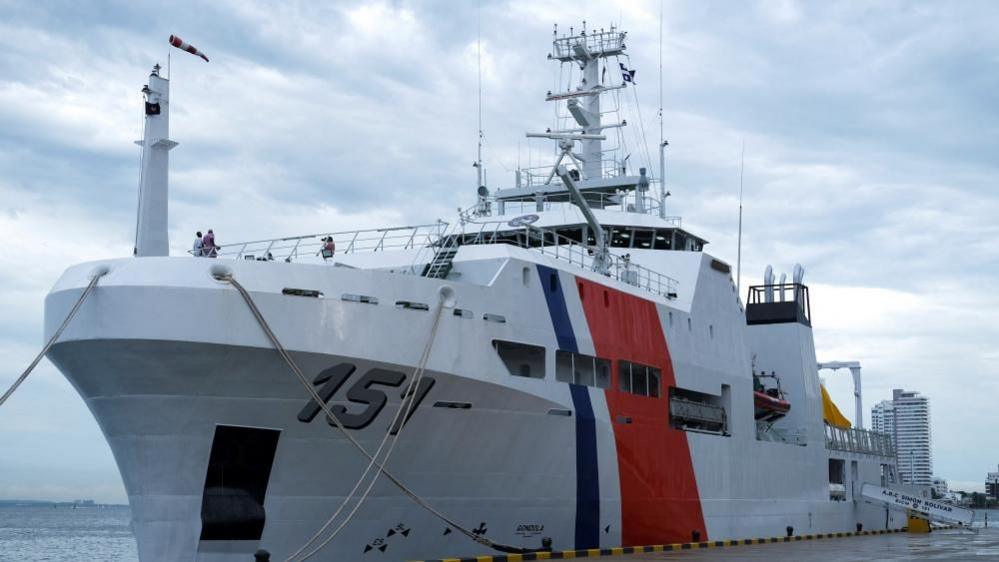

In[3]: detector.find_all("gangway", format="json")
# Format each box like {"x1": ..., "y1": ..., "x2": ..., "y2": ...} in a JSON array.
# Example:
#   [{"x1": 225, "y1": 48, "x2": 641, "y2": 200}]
[{"x1": 860, "y1": 483, "x2": 975, "y2": 527}]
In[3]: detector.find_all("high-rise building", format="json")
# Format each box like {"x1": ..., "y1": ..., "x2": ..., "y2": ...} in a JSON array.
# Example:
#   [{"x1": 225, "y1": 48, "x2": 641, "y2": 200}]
[
  {"x1": 987, "y1": 467, "x2": 999, "y2": 501},
  {"x1": 871, "y1": 400, "x2": 895, "y2": 446},
  {"x1": 892, "y1": 389, "x2": 932, "y2": 486},
  {"x1": 872, "y1": 391, "x2": 932, "y2": 486},
  {"x1": 931, "y1": 476, "x2": 948, "y2": 497}
]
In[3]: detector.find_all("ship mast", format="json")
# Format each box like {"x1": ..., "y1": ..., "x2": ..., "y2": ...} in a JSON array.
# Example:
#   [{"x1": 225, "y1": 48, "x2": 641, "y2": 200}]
[
  {"x1": 134, "y1": 64, "x2": 177, "y2": 256},
  {"x1": 491, "y1": 22, "x2": 670, "y2": 224}
]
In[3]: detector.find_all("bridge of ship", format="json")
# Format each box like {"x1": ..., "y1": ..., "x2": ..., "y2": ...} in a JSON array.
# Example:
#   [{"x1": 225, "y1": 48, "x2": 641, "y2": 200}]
[{"x1": 212, "y1": 214, "x2": 687, "y2": 300}]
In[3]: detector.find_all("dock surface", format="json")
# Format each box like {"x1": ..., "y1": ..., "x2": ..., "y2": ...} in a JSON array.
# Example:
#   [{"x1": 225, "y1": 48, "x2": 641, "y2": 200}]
[{"x1": 593, "y1": 528, "x2": 996, "y2": 561}]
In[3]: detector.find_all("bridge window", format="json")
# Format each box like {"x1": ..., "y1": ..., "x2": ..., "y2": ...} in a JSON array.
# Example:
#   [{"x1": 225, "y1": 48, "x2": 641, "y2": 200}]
[
  {"x1": 493, "y1": 340, "x2": 546, "y2": 379},
  {"x1": 654, "y1": 230, "x2": 671, "y2": 250},
  {"x1": 633, "y1": 229, "x2": 654, "y2": 249},
  {"x1": 556, "y1": 350, "x2": 611, "y2": 388},
  {"x1": 610, "y1": 228, "x2": 632, "y2": 248}
]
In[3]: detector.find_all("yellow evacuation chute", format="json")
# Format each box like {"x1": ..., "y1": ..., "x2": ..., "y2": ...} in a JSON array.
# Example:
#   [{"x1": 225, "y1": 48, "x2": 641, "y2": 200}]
[{"x1": 820, "y1": 384, "x2": 852, "y2": 429}]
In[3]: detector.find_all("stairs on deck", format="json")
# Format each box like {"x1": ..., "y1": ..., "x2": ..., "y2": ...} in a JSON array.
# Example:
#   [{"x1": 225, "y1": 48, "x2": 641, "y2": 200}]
[{"x1": 422, "y1": 243, "x2": 459, "y2": 279}]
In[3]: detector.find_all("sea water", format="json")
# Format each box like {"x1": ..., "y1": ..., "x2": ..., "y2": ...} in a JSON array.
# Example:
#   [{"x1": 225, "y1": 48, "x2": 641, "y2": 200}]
[{"x1": 0, "y1": 505, "x2": 137, "y2": 561}]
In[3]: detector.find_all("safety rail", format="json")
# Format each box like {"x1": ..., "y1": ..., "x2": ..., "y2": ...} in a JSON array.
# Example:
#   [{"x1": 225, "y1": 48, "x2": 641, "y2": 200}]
[
  {"x1": 488, "y1": 193, "x2": 680, "y2": 223},
  {"x1": 552, "y1": 29, "x2": 626, "y2": 60},
  {"x1": 825, "y1": 424, "x2": 895, "y2": 457},
  {"x1": 210, "y1": 223, "x2": 447, "y2": 263},
  {"x1": 515, "y1": 159, "x2": 632, "y2": 187},
  {"x1": 457, "y1": 221, "x2": 679, "y2": 299},
  {"x1": 206, "y1": 219, "x2": 679, "y2": 299}
]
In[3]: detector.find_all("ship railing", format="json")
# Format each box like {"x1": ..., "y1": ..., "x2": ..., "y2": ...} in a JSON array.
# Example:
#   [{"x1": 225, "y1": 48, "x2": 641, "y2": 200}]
[
  {"x1": 516, "y1": 160, "x2": 634, "y2": 188},
  {"x1": 208, "y1": 222, "x2": 448, "y2": 263},
  {"x1": 487, "y1": 193, "x2": 681, "y2": 224},
  {"x1": 552, "y1": 30, "x2": 626, "y2": 60},
  {"x1": 825, "y1": 424, "x2": 895, "y2": 457},
  {"x1": 454, "y1": 221, "x2": 679, "y2": 299}
]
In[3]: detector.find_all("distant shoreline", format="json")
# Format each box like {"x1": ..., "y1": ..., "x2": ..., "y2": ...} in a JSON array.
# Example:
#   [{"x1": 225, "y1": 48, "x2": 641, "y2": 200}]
[{"x1": 0, "y1": 499, "x2": 128, "y2": 508}]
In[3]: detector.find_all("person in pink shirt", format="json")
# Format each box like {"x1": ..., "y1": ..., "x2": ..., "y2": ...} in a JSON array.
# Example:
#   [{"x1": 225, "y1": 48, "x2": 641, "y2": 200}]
[
  {"x1": 320, "y1": 236, "x2": 335, "y2": 260},
  {"x1": 202, "y1": 229, "x2": 217, "y2": 258}
]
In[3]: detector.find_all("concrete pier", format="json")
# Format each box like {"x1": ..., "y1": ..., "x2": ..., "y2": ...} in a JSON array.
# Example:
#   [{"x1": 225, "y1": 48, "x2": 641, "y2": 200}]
[{"x1": 592, "y1": 528, "x2": 993, "y2": 561}]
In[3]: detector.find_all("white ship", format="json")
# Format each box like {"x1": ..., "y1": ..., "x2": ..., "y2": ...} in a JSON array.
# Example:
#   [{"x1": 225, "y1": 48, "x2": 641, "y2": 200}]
[{"x1": 44, "y1": 23, "x2": 905, "y2": 561}]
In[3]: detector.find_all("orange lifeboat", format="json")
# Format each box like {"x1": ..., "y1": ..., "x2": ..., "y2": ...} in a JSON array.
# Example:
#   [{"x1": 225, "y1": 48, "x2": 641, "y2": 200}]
[{"x1": 754, "y1": 390, "x2": 790, "y2": 422}]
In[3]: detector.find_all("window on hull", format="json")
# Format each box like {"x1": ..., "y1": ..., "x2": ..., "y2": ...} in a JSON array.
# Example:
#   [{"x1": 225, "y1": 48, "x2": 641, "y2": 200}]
[
  {"x1": 618, "y1": 360, "x2": 662, "y2": 397},
  {"x1": 493, "y1": 340, "x2": 546, "y2": 379},
  {"x1": 556, "y1": 350, "x2": 611, "y2": 388}
]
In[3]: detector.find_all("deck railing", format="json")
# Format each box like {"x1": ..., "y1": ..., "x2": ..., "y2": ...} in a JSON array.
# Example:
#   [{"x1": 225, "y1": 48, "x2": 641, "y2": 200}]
[
  {"x1": 825, "y1": 424, "x2": 895, "y2": 457},
  {"x1": 455, "y1": 221, "x2": 679, "y2": 298},
  {"x1": 552, "y1": 30, "x2": 626, "y2": 60},
  {"x1": 211, "y1": 223, "x2": 447, "y2": 262},
  {"x1": 210, "y1": 219, "x2": 679, "y2": 299},
  {"x1": 486, "y1": 193, "x2": 681, "y2": 225}
]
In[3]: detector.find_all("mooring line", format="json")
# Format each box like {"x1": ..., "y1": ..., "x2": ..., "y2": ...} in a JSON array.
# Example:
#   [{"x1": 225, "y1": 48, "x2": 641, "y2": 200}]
[
  {"x1": 220, "y1": 274, "x2": 527, "y2": 558},
  {"x1": 0, "y1": 270, "x2": 105, "y2": 409},
  {"x1": 290, "y1": 292, "x2": 445, "y2": 561}
]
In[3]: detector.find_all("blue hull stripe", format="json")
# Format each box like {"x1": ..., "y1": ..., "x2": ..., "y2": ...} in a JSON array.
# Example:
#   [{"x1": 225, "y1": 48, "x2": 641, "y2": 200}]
[
  {"x1": 537, "y1": 265, "x2": 600, "y2": 549},
  {"x1": 537, "y1": 265, "x2": 578, "y2": 352},
  {"x1": 569, "y1": 384, "x2": 600, "y2": 549}
]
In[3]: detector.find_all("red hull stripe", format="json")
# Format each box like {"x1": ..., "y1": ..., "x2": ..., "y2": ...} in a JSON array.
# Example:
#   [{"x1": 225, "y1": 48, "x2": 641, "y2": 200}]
[{"x1": 575, "y1": 277, "x2": 706, "y2": 545}]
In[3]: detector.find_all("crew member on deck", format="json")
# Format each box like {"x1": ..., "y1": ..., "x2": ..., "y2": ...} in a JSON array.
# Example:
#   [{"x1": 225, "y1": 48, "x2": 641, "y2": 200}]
[
  {"x1": 203, "y1": 229, "x2": 217, "y2": 258},
  {"x1": 320, "y1": 236, "x2": 335, "y2": 261},
  {"x1": 192, "y1": 231, "x2": 204, "y2": 256}
]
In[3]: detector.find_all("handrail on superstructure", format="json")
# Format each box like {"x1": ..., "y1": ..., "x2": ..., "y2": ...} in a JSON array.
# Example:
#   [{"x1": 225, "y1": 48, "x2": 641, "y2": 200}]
[
  {"x1": 456, "y1": 220, "x2": 679, "y2": 299},
  {"x1": 824, "y1": 423, "x2": 895, "y2": 458},
  {"x1": 206, "y1": 219, "x2": 678, "y2": 300},
  {"x1": 211, "y1": 223, "x2": 447, "y2": 262},
  {"x1": 466, "y1": 191, "x2": 683, "y2": 224}
]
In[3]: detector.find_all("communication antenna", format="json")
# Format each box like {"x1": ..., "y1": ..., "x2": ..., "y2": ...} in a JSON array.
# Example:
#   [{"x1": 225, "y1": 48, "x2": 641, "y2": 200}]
[
  {"x1": 657, "y1": 0, "x2": 667, "y2": 218},
  {"x1": 475, "y1": 1, "x2": 484, "y2": 192},
  {"x1": 736, "y1": 141, "x2": 745, "y2": 296}
]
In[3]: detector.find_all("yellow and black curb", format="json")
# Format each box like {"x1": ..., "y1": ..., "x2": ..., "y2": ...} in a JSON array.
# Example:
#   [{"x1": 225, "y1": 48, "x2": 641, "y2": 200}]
[{"x1": 412, "y1": 528, "x2": 907, "y2": 562}]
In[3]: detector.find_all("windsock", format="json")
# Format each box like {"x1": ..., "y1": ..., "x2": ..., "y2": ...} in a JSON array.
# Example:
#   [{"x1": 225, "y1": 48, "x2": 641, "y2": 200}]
[{"x1": 169, "y1": 35, "x2": 209, "y2": 62}]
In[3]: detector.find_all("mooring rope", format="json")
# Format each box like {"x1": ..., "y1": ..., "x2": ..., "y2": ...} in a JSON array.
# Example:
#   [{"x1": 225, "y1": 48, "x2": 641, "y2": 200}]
[
  {"x1": 220, "y1": 275, "x2": 515, "y2": 556},
  {"x1": 289, "y1": 293, "x2": 444, "y2": 561},
  {"x1": 0, "y1": 271, "x2": 105, "y2": 408}
]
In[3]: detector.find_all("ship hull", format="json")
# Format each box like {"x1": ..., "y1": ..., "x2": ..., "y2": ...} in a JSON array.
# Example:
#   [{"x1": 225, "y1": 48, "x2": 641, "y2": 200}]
[{"x1": 45, "y1": 256, "x2": 904, "y2": 561}]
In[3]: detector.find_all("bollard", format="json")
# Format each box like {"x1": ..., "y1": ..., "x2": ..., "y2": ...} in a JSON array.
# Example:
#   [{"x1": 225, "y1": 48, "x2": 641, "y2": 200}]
[
  {"x1": 253, "y1": 549, "x2": 270, "y2": 561},
  {"x1": 856, "y1": 523, "x2": 863, "y2": 533},
  {"x1": 691, "y1": 530, "x2": 701, "y2": 542},
  {"x1": 786, "y1": 526, "x2": 793, "y2": 537}
]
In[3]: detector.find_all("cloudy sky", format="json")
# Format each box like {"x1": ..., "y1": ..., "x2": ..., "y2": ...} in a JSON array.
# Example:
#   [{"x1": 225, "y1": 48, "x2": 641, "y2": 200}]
[{"x1": 1, "y1": 0, "x2": 997, "y2": 502}]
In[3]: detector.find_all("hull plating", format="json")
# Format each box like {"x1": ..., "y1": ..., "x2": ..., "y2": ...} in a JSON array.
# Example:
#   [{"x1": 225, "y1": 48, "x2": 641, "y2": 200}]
[{"x1": 44, "y1": 256, "x2": 904, "y2": 561}]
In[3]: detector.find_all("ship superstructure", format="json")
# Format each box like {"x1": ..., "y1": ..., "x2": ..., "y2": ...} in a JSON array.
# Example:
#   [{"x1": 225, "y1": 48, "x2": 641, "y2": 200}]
[{"x1": 43, "y1": 24, "x2": 905, "y2": 561}]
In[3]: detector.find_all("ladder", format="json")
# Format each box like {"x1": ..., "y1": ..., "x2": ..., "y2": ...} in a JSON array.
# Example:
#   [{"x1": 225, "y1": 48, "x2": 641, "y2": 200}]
[{"x1": 422, "y1": 235, "x2": 461, "y2": 279}]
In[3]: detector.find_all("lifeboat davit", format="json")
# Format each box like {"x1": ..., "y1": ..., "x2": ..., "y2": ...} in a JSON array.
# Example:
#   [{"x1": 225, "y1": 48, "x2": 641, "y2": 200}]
[{"x1": 754, "y1": 390, "x2": 790, "y2": 422}]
